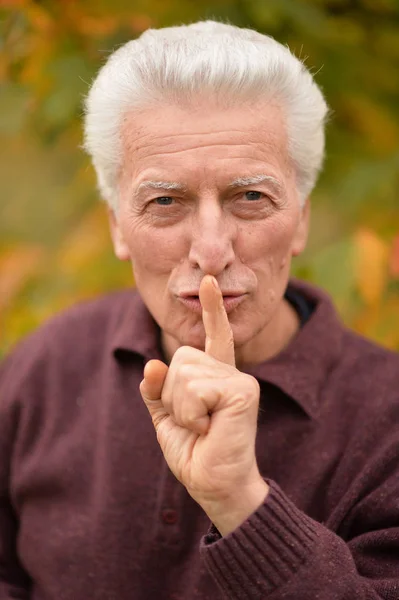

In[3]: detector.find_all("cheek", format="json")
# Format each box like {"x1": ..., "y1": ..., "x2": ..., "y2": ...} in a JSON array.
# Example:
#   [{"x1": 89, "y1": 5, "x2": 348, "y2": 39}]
[
  {"x1": 240, "y1": 214, "x2": 296, "y2": 271},
  {"x1": 120, "y1": 217, "x2": 186, "y2": 275}
]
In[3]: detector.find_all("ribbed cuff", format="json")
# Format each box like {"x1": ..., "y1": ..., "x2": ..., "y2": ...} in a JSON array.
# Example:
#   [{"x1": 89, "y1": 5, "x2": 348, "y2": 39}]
[{"x1": 200, "y1": 479, "x2": 319, "y2": 599}]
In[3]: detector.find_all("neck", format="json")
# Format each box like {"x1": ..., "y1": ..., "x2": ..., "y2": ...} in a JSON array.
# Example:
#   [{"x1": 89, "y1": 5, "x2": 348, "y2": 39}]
[
  {"x1": 161, "y1": 299, "x2": 300, "y2": 370},
  {"x1": 234, "y1": 299, "x2": 300, "y2": 369}
]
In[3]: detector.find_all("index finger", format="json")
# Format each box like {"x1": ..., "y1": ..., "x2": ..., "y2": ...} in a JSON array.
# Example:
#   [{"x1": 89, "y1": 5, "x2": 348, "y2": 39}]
[{"x1": 199, "y1": 275, "x2": 236, "y2": 366}]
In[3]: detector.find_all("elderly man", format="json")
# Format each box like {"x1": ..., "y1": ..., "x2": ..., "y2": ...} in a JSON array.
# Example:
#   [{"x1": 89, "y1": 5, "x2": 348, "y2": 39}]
[{"x1": 1, "y1": 20, "x2": 398, "y2": 600}]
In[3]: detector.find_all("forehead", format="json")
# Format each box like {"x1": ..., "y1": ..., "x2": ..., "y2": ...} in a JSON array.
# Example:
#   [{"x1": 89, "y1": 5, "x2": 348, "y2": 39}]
[{"x1": 120, "y1": 100, "x2": 291, "y2": 185}]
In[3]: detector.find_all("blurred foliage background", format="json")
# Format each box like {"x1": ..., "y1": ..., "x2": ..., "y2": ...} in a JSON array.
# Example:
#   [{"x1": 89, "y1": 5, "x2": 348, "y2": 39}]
[{"x1": 0, "y1": 0, "x2": 399, "y2": 356}]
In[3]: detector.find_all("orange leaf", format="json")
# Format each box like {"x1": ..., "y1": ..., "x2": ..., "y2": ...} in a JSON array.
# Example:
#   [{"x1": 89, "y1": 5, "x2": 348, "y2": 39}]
[
  {"x1": 129, "y1": 15, "x2": 154, "y2": 33},
  {"x1": 0, "y1": 0, "x2": 27, "y2": 7},
  {"x1": 353, "y1": 228, "x2": 389, "y2": 306},
  {"x1": 24, "y1": 3, "x2": 54, "y2": 34},
  {"x1": 74, "y1": 16, "x2": 119, "y2": 37}
]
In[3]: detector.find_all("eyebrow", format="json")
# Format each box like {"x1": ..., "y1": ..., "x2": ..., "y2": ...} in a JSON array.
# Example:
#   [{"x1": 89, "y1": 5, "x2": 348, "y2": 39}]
[
  {"x1": 137, "y1": 180, "x2": 187, "y2": 192},
  {"x1": 228, "y1": 174, "x2": 284, "y2": 194},
  {"x1": 133, "y1": 174, "x2": 284, "y2": 201}
]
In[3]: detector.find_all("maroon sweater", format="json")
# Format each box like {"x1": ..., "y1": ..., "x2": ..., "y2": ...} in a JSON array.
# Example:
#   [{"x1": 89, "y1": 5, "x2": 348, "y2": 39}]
[{"x1": 1, "y1": 279, "x2": 399, "y2": 600}]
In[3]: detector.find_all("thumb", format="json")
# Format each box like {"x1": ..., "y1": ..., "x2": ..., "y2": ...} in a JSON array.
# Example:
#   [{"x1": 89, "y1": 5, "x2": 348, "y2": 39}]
[{"x1": 140, "y1": 360, "x2": 169, "y2": 428}]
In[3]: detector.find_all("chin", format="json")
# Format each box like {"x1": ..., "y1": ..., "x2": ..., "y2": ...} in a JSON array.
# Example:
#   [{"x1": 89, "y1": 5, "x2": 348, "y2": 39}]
[
  {"x1": 229, "y1": 326, "x2": 252, "y2": 349},
  {"x1": 181, "y1": 329, "x2": 206, "y2": 351},
  {"x1": 162, "y1": 318, "x2": 205, "y2": 351},
  {"x1": 183, "y1": 323, "x2": 251, "y2": 353}
]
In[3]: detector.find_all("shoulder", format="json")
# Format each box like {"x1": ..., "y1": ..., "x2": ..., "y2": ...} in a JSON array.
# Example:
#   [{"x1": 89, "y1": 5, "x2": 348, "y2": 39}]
[
  {"x1": 292, "y1": 278, "x2": 399, "y2": 419},
  {"x1": 37, "y1": 288, "x2": 136, "y2": 343},
  {"x1": 328, "y1": 327, "x2": 399, "y2": 433},
  {"x1": 338, "y1": 327, "x2": 399, "y2": 388},
  {"x1": 292, "y1": 278, "x2": 399, "y2": 392},
  {"x1": 0, "y1": 289, "x2": 137, "y2": 399}
]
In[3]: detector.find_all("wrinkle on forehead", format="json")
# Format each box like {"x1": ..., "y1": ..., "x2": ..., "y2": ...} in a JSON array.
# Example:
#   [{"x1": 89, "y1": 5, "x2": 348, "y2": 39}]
[
  {"x1": 122, "y1": 100, "x2": 287, "y2": 149},
  {"x1": 122, "y1": 128, "x2": 284, "y2": 165},
  {"x1": 119, "y1": 101, "x2": 294, "y2": 192}
]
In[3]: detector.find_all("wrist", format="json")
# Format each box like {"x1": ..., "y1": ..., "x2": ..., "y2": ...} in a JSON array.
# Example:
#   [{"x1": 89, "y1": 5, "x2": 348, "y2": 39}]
[{"x1": 201, "y1": 478, "x2": 270, "y2": 537}]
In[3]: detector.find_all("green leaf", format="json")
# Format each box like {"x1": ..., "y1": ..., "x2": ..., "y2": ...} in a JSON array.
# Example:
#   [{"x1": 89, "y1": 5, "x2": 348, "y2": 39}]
[{"x1": 0, "y1": 83, "x2": 31, "y2": 134}]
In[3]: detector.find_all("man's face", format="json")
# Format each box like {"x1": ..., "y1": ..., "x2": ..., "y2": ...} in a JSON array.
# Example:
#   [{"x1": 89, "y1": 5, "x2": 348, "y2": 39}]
[{"x1": 110, "y1": 99, "x2": 309, "y2": 359}]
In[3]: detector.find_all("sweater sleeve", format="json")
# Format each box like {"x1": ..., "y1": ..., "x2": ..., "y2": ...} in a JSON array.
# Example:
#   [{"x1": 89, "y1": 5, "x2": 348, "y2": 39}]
[
  {"x1": 0, "y1": 352, "x2": 32, "y2": 599},
  {"x1": 200, "y1": 479, "x2": 399, "y2": 599}
]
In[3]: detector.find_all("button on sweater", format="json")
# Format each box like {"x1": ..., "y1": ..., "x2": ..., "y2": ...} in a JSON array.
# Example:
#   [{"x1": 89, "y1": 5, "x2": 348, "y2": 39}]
[{"x1": 0, "y1": 279, "x2": 399, "y2": 599}]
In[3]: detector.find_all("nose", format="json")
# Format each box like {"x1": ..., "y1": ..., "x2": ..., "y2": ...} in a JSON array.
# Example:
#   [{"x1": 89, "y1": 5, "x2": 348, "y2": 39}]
[{"x1": 188, "y1": 199, "x2": 236, "y2": 276}]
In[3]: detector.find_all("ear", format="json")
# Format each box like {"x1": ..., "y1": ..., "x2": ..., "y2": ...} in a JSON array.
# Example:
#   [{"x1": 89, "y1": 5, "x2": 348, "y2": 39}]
[
  {"x1": 291, "y1": 197, "x2": 311, "y2": 257},
  {"x1": 107, "y1": 208, "x2": 130, "y2": 261}
]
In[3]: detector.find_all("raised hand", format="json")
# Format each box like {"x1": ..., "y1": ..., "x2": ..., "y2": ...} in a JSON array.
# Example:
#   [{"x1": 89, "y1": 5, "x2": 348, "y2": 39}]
[{"x1": 140, "y1": 275, "x2": 269, "y2": 535}]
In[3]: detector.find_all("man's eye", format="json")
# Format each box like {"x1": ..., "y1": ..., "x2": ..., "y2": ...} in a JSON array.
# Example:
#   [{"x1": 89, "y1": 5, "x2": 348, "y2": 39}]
[
  {"x1": 153, "y1": 197, "x2": 174, "y2": 206},
  {"x1": 244, "y1": 191, "x2": 263, "y2": 201}
]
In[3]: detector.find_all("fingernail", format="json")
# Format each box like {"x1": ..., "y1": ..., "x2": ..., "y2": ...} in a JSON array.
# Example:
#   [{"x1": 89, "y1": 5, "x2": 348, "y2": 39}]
[{"x1": 211, "y1": 276, "x2": 218, "y2": 289}]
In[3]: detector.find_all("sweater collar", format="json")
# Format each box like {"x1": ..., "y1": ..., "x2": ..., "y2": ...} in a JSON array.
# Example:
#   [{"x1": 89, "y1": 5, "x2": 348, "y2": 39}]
[{"x1": 112, "y1": 279, "x2": 344, "y2": 420}]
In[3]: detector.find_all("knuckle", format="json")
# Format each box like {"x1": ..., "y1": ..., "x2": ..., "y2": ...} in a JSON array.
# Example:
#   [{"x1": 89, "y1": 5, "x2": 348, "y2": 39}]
[
  {"x1": 178, "y1": 363, "x2": 195, "y2": 382},
  {"x1": 173, "y1": 346, "x2": 188, "y2": 362},
  {"x1": 181, "y1": 405, "x2": 208, "y2": 433},
  {"x1": 185, "y1": 378, "x2": 198, "y2": 395},
  {"x1": 248, "y1": 375, "x2": 260, "y2": 396},
  {"x1": 182, "y1": 409, "x2": 200, "y2": 427},
  {"x1": 230, "y1": 395, "x2": 251, "y2": 414},
  {"x1": 173, "y1": 345, "x2": 199, "y2": 363},
  {"x1": 231, "y1": 375, "x2": 260, "y2": 409}
]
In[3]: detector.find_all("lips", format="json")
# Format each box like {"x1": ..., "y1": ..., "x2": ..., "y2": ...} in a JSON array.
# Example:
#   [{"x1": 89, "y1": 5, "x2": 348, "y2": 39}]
[
  {"x1": 179, "y1": 290, "x2": 245, "y2": 298},
  {"x1": 177, "y1": 293, "x2": 247, "y2": 314}
]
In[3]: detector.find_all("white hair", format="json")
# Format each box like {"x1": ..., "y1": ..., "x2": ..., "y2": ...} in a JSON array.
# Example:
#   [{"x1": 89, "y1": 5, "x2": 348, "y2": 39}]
[{"x1": 83, "y1": 20, "x2": 329, "y2": 210}]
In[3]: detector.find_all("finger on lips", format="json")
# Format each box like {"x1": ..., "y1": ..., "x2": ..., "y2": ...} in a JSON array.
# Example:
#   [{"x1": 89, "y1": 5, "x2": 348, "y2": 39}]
[
  {"x1": 141, "y1": 275, "x2": 237, "y2": 435},
  {"x1": 199, "y1": 275, "x2": 236, "y2": 367}
]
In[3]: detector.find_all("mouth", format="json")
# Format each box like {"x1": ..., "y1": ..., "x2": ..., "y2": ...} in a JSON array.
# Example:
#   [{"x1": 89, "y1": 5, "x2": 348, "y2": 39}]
[{"x1": 177, "y1": 293, "x2": 247, "y2": 314}]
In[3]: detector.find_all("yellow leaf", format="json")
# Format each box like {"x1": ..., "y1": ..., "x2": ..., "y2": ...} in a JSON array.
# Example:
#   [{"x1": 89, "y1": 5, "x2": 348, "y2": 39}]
[
  {"x1": 352, "y1": 298, "x2": 399, "y2": 351},
  {"x1": 353, "y1": 229, "x2": 389, "y2": 307},
  {"x1": 338, "y1": 96, "x2": 399, "y2": 153},
  {"x1": 390, "y1": 235, "x2": 399, "y2": 278},
  {"x1": 0, "y1": 245, "x2": 45, "y2": 312},
  {"x1": 57, "y1": 206, "x2": 110, "y2": 274}
]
